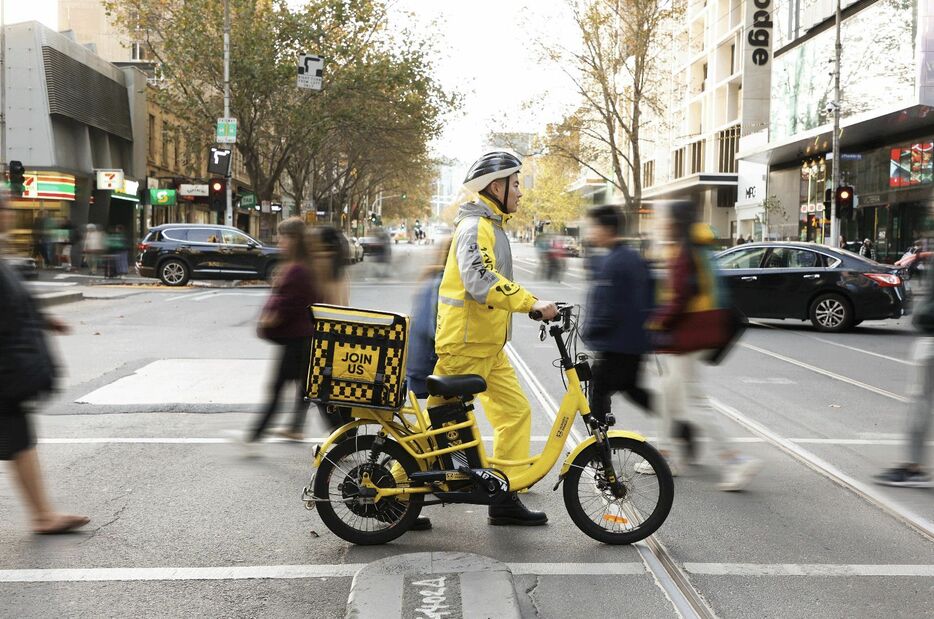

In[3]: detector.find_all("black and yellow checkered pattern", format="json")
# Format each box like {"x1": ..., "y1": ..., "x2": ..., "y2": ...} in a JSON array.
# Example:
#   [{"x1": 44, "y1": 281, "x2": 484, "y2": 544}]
[{"x1": 306, "y1": 305, "x2": 409, "y2": 410}]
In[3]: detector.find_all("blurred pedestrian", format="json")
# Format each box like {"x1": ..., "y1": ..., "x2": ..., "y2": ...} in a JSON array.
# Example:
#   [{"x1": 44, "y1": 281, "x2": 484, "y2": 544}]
[
  {"x1": 874, "y1": 277, "x2": 934, "y2": 488},
  {"x1": 84, "y1": 224, "x2": 105, "y2": 275},
  {"x1": 0, "y1": 194, "x2": 89, "y2": 534},
  {"x1": 310, "y1": 225, "x2": 350, "y2": 306},
  {"x1": 860, "y1": 238, "x2": 876, "y2": 260},
  {"x1": 250, "y1": 218, "x2": 322, "y2": 445},
  {"x1": 735, "y1": 236, "x2": 745, "y2": 246},
  {"x1": 374, "y1": 227, "x2": 392, "y2": 278},
  {"x1": 648, "y1": 200, "x2": 761, "y2": 490},
  {"x1": 406, "y1": 237, "x2": 452, "y2": 398},
  {"x1": 745, "y1": 235, "x2": 753, "y2": 244},
  {"x1": 581, "y1": 205, "x2": 654, "y2": 426},
  {"x1": 108, "y1": 225, "x2": 129, "y2": 277}
]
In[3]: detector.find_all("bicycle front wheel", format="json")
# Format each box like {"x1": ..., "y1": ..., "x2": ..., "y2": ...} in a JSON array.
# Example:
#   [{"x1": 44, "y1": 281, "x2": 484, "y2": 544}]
[{"x1": 563, "y1": 437, "x2": 674, "y2": 545}]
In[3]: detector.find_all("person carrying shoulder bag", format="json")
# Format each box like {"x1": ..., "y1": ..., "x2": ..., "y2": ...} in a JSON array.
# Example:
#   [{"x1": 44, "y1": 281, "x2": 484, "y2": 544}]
[
  {"x1": 647, "y1": 200, "x2": 761, "y2": 491},
  {"x1": 248, "y1": 218, "x2": 322, "y2": 445}
]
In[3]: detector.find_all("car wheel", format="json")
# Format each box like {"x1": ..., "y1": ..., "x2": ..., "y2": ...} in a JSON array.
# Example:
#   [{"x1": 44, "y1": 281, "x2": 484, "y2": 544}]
[
  {"x1": 809, "y1": 293, "x2": 853, "y2": 332},
  {"x1": 158, "y1": 259, "x2": 190, "y2": 286}
]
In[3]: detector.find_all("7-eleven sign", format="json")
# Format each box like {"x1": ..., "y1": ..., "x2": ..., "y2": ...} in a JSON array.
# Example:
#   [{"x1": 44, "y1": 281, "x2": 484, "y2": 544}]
[
  {"x1": 96, "y1": 169, "x2": 125, "y2": 191},
  {"x1": 22, "y1": 174, "x2": 38, "y2": 198}
]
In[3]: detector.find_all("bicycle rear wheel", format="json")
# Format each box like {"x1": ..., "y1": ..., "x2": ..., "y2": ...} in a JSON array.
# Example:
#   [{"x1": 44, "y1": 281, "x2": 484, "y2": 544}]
[
  {"x1": 313, "y1": 433, "x2": 423, "y2": 545},
  {"x1": 563, "y1": 437, "x2": 673, "y2": 545}
]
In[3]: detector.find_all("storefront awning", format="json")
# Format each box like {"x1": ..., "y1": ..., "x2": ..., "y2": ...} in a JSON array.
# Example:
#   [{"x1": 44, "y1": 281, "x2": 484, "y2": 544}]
[
  {"x1": 111, "y1": 192, "x2": 139, "y2": 203},
  {"x1": 738, "y1": 104, "x2": 934, "y2": 167},
  {"x1": 642, "y1": 173, "x2": 737, "y2": 200}
]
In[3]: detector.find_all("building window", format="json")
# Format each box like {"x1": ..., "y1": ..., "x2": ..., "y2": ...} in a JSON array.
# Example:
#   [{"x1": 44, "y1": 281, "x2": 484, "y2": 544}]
[
  {"x1": 689, "y1": 139, "x2": 705, "y2": 174},
  {"x1": 162, "y1": 124, "x2": 171, "y2": 168},
  {"x1": 674, "y1": 147, "x2": 686, "y2": 178},
  {"x1": 148, "y1": 114, "x2": 156, "y2": 159},
  {"x1": 717, "y1": 124, "x2": 741, "y2": 173},
  {"x1": 131, "y1": 42, "x2": 146, "y2": 61},
  {"x1": 730, "y1": 43, "x2": 735, "y2": 75},
  {"x1": 642, "y1": 161, "x2": 655, "y2": 188}
]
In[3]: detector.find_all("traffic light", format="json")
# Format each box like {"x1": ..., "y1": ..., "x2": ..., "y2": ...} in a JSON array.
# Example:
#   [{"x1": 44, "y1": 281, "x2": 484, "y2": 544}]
[
  {"x1": 8, "y1": 160, "x2": 25, "y2": 196},
  {"x1": 209, "y1": 178, "x2": 225, "y2": 212},
  {"x1": 401, "y1": 192, "x2": 407, "y2": 200},
  {"x1": 835, "y1": 185, "x2": 854, "y2": 219}
]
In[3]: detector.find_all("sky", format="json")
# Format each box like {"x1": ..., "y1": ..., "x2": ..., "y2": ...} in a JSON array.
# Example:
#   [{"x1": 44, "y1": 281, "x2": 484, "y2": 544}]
[
  {"x1": 385, "y1": 1, "x2": 582, "y2": 163},
  {"x1": 2, "y1": 0, "x2": 582, "y2": 162}
]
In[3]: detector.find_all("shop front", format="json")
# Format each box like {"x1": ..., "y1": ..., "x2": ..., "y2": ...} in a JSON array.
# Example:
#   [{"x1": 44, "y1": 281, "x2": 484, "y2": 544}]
[
  {"x1": 795, "y1": 137, "x2": 934, "y2": 262},
  {"x1": 4, "y1": 171, "x2": 77, "y2": 258}
]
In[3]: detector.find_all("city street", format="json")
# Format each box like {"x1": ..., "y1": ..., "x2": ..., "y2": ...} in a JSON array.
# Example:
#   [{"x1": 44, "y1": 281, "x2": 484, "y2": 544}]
[{"x1": 1, "y1": 242, "x2": 932, "y2": 618}]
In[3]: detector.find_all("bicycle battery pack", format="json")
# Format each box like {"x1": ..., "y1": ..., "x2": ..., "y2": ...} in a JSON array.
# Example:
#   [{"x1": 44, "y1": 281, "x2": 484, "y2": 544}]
[{"x1": 427, "y1": 401, "x2": 483, "y2": 470}]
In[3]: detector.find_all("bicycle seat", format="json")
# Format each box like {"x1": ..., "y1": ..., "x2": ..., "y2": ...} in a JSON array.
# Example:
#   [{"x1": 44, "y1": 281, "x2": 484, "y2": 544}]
[{"x1": 426, "y1": 374, "x2": 487, "y2": 398}]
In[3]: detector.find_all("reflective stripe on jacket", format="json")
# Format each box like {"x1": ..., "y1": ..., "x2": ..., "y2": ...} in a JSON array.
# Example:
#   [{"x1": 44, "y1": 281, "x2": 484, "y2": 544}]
[{"x1": 435, "y1": 196, "x2": 537, "y2": 357}]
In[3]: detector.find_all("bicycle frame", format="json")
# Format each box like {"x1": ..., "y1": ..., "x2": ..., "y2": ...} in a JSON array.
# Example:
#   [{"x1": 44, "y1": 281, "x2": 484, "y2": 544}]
[{"x1": 310, "y1": 311, "x2": 645, "y2": 499}]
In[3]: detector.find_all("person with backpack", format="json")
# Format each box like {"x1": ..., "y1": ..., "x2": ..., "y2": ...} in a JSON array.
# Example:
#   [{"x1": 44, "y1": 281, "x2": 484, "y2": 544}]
[{"x1": 646, "y1": 200, "x2": 761, "y2": 491}]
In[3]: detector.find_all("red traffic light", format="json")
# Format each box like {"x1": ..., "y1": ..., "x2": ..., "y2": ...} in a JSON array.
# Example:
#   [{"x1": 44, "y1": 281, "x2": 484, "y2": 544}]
[
  {"x1": 211, "y1": 180, "x2": 224, "y2": 193},
  {"x1": 839, "y1": 188, "x2": 850, "y2": 200}
]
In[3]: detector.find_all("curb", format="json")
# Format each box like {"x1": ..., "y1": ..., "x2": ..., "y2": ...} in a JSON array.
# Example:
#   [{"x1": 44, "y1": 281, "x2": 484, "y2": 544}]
[
  {"x1": 35, "y1": 291, "x2": 83, "y2": 307},
  {"x1": 345, "y1": 552, "x2": 520, "y2": 619}
]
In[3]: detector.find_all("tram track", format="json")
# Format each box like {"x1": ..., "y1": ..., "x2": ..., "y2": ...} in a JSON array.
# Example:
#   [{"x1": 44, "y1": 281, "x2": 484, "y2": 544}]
[{"x1": 505, "y1": 343, "x2": 717, "y2": 619}]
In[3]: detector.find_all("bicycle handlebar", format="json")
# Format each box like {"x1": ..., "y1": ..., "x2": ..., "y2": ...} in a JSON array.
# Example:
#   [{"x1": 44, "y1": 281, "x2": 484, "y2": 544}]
[{"x1": 528, "y1": 303, "x2": 571, "y2": 323}]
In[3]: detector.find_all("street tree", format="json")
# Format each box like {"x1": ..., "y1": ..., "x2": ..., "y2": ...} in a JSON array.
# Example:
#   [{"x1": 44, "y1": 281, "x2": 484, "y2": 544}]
[{"x1": 539, "y1": 0, "x2": 677, "y2": 213}]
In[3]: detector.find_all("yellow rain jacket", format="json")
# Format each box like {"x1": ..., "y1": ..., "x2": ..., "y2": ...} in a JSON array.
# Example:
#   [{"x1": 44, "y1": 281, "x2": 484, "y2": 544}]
[{"x1": 435, "y1": 196, "x2": 537, "y2": 358}]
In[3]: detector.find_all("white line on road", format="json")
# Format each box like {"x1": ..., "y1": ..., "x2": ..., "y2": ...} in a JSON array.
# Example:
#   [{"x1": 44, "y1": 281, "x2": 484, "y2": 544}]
[
  {"x1": 164, "y1": 290, "x2": 215, "y2": 302},
  {"x1": 514, "y1": 265, "x2": 535, "y2": 276},
  {"x1": 749, "y1": 321, "x2": 912, "y2": 366},
  {"x1": 193, "y1": 291, "x2": 265, "y2": 301},
  {"x1": 739, "y1": 342, "x2": 910, "y2": 403},
  {"x1": 683, "y1": 563, "x2": 934, "y2": 577},
  {"x1": 710, "y1": 398, "x2": 934, "y2": 542},
  {"x1": 35, "y1": 436, "x2": 934, "y2": 446},
  {"x1": 3, "y1": 562, "x2": 927, "y2": 583}
]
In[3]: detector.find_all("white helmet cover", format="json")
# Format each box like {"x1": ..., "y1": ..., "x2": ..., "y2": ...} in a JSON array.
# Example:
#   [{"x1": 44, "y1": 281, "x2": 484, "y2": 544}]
[{"x1": 463, "y1": 151, "x2": 522, "y2": 194}]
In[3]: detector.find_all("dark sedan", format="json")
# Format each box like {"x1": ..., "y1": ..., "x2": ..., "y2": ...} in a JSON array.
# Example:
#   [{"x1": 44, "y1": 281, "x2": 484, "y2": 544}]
[
  {"x1": 136, "y1": 224, "x2": 281, "y2": 286},
  {"x1": 714, "y1": 242, "x2": 908, "y2": 332}
]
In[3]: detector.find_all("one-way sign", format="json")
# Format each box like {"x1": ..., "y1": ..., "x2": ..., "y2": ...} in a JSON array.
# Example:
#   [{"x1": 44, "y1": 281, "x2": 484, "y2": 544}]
[{"x1": 297, "y1": 54, "x2": 323, "y2": 90}]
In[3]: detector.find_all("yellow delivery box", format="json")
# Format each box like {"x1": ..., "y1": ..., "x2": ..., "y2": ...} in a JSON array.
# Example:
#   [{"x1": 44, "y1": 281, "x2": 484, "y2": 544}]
[{"x1": 306, "y1": 305, "x2": 409, "y2": 410}]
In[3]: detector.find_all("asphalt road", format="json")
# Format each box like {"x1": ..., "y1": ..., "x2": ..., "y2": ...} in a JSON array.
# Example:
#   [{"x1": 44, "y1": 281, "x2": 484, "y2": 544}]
[{"x1": 1, "y1": 242, "x2": 932, "y2": 618}]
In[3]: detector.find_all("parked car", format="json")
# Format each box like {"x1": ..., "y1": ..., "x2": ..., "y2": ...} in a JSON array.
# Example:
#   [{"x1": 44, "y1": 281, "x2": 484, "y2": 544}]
[
  {"x1": 3, "y1": 255, "x2": 39, "y2": 280},
  {"x1": 714, "y1": 242, "x2": 908, "y2": 332},
  {"x1": 349, "y1": 237, "x2": 365, "y2": 263},
  {"x1": 357, "y1": 236, "x2": 382, "y2": 256},
  {"x1": 136, "y1": 224, "x2": 281, "y2": 286}
]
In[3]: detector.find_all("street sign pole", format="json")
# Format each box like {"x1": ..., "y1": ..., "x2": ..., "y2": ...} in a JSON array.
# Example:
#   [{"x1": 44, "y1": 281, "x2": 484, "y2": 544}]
[
  {"x1": 829, "y1": 0, "x2": 842, "y2": 248},
  {"x1": 223, "y1": 0, "x2": 233, "y2": 227}
]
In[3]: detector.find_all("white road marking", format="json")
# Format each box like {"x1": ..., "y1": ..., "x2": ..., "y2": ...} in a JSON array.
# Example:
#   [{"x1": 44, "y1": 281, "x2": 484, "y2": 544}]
[
  {"x1": 76, "y1": 359, "x2": 269, "y2": 405},
  {"x1": 710, "y1": 398, "x2": 934, "y2": 541},
  {"x1": 6, "y1": 562, "x2": 925, "y2": 583},
  {"x1": 29, "y1": 281, "x2": 78, "y2": 287},
  {"x1": 750, "y1": 320, "x2": 913, "y2": 366},
  {"x1": 739, "y1": 377, "x2": 796, "y2": 385},
  {"x1": 165, "y1": 290, "x2": 215, "y2": 302},
  {"x1": 683, "y1": 563, "x2": 934, "y2": 577},
  {"x1": 192, "y1": 291, "x2": 266, "y2": 301},
  {"x1": 34, "y1": 436, "x2": 933, "y2": 446},
  {"x1": 513, "y1": 265, "x2": 535, "y2": 276},
  {"x1": 739, "y1": 342, "x2": 910, "y2": 403}
]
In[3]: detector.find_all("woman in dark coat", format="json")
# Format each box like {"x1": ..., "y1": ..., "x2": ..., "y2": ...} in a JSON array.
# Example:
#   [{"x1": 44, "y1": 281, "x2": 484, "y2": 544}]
[{"x1": 0, "y1": 196, "x2": 89, "y2": 534}]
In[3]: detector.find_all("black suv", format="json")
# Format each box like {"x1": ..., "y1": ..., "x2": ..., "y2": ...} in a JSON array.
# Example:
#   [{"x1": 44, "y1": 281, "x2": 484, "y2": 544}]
[{"x1": 136, "y1": 224, "x2": 281, "y2": 286}]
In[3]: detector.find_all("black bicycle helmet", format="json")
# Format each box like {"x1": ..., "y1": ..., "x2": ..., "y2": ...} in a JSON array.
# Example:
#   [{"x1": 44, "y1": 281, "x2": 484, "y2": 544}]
[{"x1": 463, "y1": 151, "x2": 522, "y2": 194}]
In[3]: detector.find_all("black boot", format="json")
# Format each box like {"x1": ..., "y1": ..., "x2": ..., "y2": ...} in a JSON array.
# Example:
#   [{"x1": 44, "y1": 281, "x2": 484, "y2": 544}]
[
  {"x1": 675, "y1": 421, "x2": 698, "y2": 465},
  {"x1": 488, "y1": 493, "x2": 548, "y2": 526}
]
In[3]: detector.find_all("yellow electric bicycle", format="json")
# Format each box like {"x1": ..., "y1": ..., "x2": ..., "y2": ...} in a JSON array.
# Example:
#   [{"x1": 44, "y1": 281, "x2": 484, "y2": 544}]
[{"x1": 302, "y1": 304, "x2": 674, "y2": 545}]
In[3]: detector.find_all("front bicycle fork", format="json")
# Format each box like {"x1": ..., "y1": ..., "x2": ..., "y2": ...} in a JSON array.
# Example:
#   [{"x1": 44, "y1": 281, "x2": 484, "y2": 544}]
[{"x1": 587, "y1": 416, "x2": 628, "y2": 499}]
